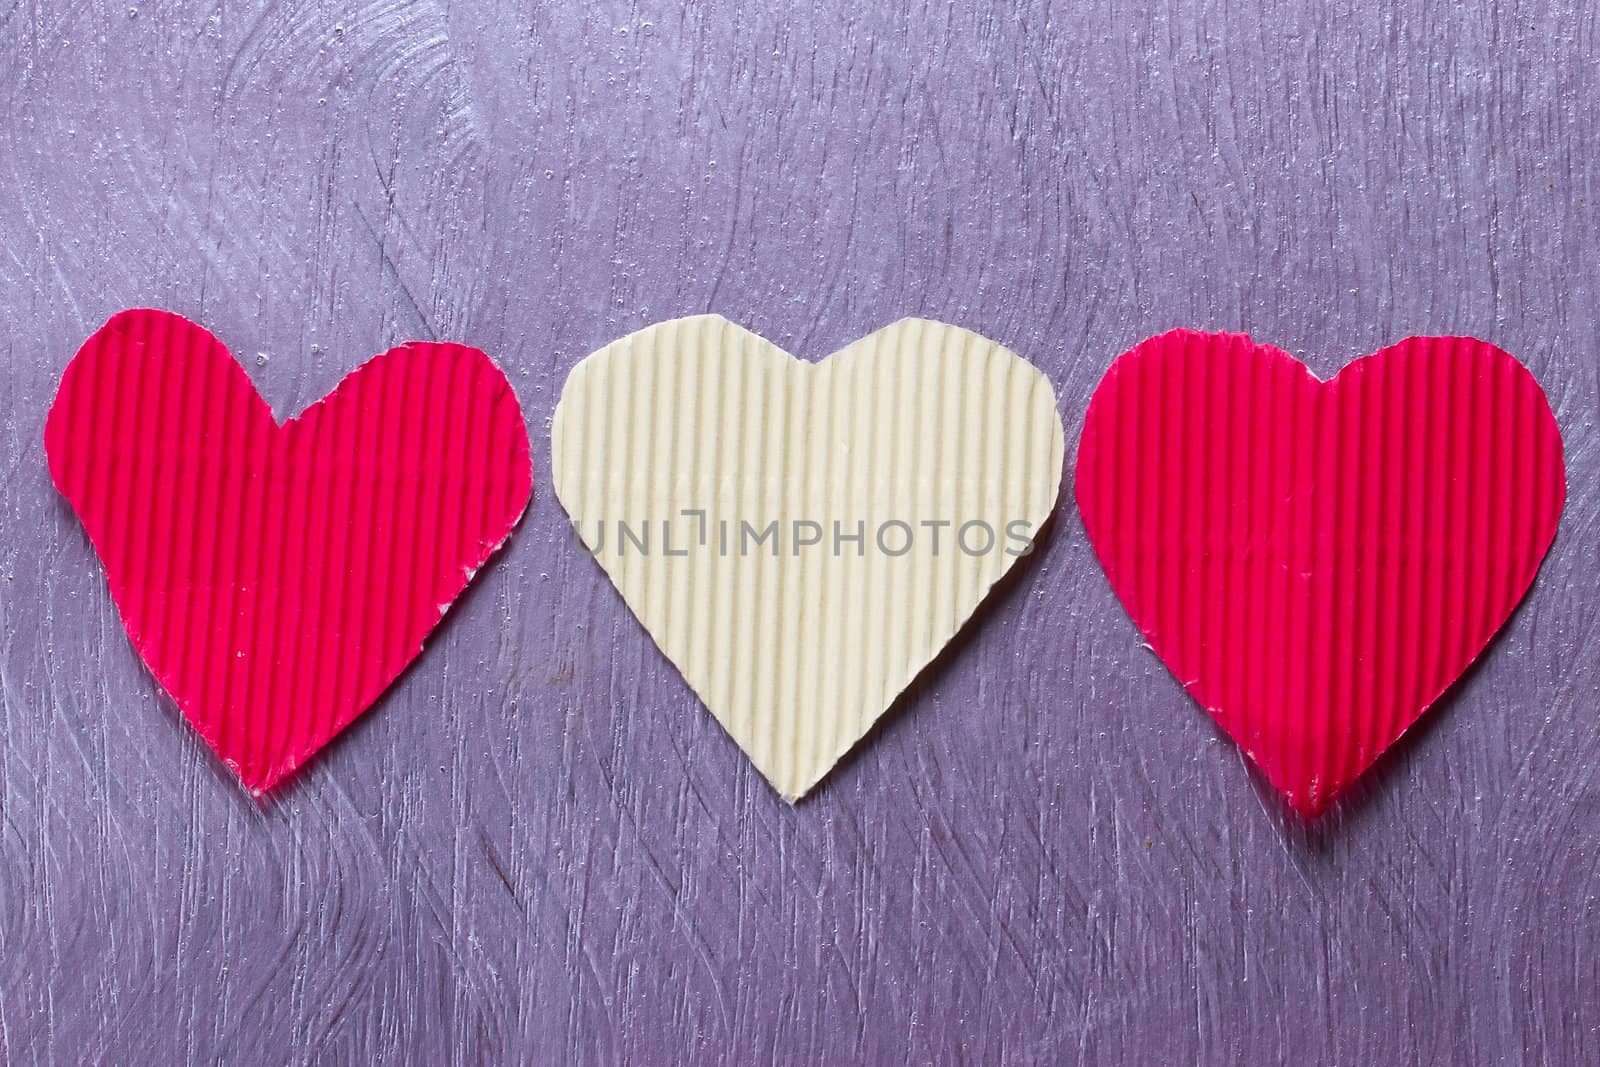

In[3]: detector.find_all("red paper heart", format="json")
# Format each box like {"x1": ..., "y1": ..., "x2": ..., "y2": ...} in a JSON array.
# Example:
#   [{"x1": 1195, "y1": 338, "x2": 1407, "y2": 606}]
[
  {"x1": 1076, "y1": 330, "x2": 1565, "y2": 817},
  {"x1": 45, "y1": 310, "x2": 532, "y2": 792}
]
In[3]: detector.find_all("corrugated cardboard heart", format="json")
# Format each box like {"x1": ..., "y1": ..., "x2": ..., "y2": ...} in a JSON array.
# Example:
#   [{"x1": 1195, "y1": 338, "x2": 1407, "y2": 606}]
[
  {"x1": 1075, "y1": 329, "x2": 1566, "y2": 817},
  {"x1": 553, "y1": 316, "x2": 1065, "y2": 799},
  {"x1": 45, "y1": 309, "x2": 533, "y2": 792}
]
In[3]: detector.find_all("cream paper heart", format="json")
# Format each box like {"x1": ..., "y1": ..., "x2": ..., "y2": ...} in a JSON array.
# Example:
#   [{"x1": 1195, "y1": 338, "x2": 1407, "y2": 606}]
[{"x1": 552, "y1": 316, "x2": 1065, "y2": 799}]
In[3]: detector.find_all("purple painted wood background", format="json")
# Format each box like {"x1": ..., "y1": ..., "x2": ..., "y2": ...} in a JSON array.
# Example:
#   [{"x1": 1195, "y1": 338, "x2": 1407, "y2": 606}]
[{"x1": 2, "y1": 1, "x2": 1597, "y2": 1063}]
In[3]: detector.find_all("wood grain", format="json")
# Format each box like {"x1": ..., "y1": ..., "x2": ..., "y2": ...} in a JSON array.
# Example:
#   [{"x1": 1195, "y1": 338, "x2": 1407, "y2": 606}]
[{"x1": 0, "y1": 0, "x2": 1596, "y2": 1063}]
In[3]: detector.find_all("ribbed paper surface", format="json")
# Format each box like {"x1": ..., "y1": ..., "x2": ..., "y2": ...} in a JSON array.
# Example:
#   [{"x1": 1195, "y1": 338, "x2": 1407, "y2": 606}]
[
  {"x1": 1076, "y1": 330, "x2": 1566, "y2": 817},
  {"x1": 45, "y1": 309, "x2": 533, "y2": 792},
  {"x1": 553, "y1": 316, "x2": 1065, "y2": 799}
]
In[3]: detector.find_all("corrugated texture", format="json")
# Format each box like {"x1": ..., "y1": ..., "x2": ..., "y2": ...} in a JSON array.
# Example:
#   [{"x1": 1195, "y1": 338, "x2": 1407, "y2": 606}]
[
  {"x1": 1075, "y1": 330, "x2": 1567, "y2": 817},
  {"x1": 552, "y1": 315, "x2": 1065, "y2": 799},
  {"x1": 42, "y1": 309, "x2": 533, "y2": 792}
]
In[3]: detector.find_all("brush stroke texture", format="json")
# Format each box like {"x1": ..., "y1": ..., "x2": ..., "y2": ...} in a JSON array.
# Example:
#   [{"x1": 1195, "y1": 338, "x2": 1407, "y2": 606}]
[{"x1": 0, "y1": 0, "x2": 1597, "y2": 1063}]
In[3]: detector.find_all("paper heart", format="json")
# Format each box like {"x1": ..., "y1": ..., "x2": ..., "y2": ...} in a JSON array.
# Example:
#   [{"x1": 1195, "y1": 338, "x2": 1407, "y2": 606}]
[
  {"x1": 553, "y1": 316, "x2": 1065, "y2": 799},
  {"x1": 1076, "y1": 330, "x2": 1565, "y2": 817},
  {"x1": 45, "y1": 309, "x2": 532, "y2": 792}
]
